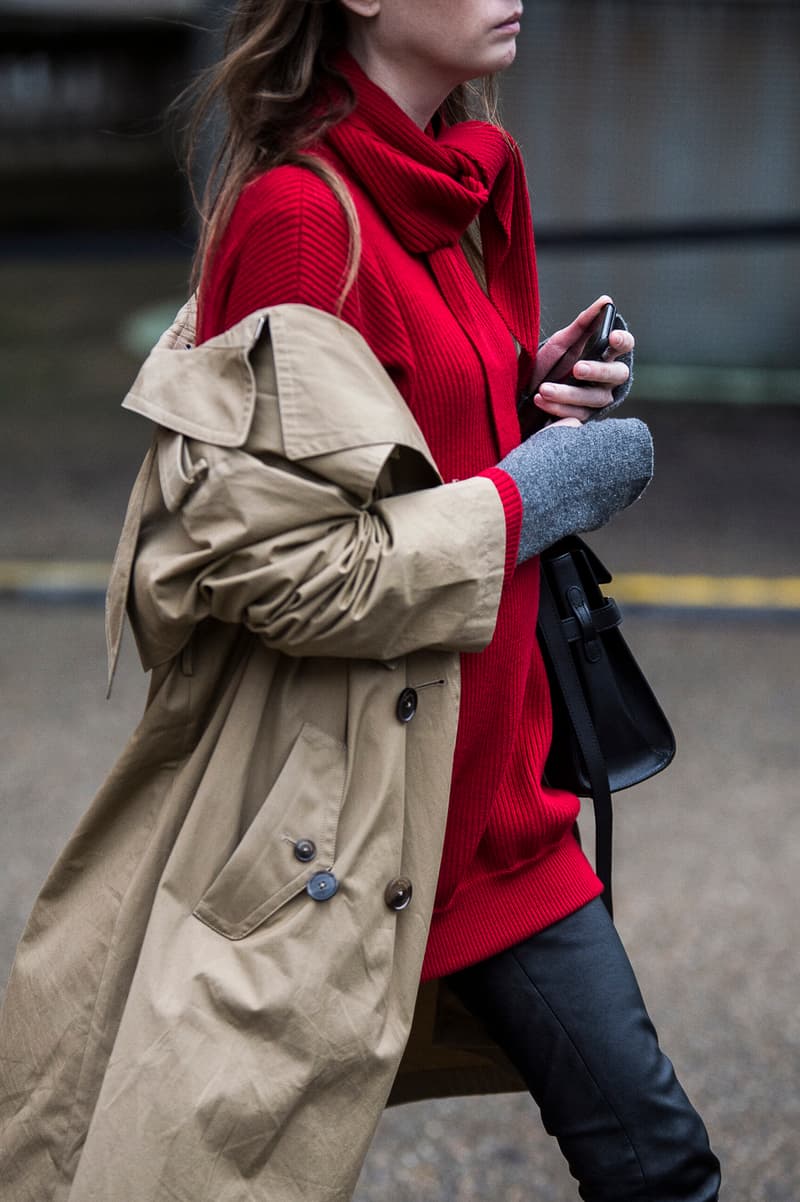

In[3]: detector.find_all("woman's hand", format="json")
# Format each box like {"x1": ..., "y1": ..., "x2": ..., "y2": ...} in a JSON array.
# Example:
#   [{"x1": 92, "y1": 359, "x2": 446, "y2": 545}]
[{"x1": 529, "y1": 295, "x2": 634, "y2": 424}]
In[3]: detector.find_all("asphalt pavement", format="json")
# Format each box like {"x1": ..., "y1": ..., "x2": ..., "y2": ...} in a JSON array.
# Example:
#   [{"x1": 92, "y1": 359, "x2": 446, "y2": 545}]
[{"x1": 1, "y1": 255, "x2": 799, "y2": 1201}]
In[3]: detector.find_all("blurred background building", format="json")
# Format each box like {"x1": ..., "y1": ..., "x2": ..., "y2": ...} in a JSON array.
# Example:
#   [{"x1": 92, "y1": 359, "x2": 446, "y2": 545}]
[
  {"x1": 504, "y1": 0, "x2": 800, "y2": 392},
  {"x1": 1, "y1": 0, "x2": 200, "y2": 233},
  {"x1": 1, "y1": 0, "x2": 798, "y2": 388}
]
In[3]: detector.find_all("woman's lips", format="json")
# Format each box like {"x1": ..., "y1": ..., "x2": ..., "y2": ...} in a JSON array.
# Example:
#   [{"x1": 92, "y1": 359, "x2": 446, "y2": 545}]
[{"x1": 494, "y1": 13, "x2": 522, "y2": 33}]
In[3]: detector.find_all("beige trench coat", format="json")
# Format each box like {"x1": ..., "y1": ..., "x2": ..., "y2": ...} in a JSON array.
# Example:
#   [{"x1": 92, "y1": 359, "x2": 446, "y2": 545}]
[{"x1": 0, "y1": 300, "x2": 527, "y2": 1202}]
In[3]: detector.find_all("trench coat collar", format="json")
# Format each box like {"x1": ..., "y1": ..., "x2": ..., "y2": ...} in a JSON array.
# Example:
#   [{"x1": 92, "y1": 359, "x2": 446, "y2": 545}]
[{"x1": 122, "y1": 298, "x2": 439, "y2": 475}]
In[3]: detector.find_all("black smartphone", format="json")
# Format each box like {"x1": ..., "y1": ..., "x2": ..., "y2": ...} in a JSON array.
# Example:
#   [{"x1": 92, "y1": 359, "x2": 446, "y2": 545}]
[{"x1": 581, "y1": 301, "x2": 616, "y2": 362}]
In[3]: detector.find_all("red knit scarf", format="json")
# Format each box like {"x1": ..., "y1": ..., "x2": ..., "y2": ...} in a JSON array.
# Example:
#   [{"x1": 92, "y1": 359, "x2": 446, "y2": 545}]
[{"x1": 323, "y1": 53, "x2": 540, "y2": 447}]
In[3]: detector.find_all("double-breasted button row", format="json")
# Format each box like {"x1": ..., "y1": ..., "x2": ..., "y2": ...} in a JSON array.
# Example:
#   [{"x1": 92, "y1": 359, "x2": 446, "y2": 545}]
[{"x1": 304, "y1": 870, "x2": 414, "y2": 911}]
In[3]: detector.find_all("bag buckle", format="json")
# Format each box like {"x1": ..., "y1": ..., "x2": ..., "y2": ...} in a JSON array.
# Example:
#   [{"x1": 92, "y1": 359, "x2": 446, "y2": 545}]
[{"x1": 566, "y1": 585, "x2": 602, "y2": 663}]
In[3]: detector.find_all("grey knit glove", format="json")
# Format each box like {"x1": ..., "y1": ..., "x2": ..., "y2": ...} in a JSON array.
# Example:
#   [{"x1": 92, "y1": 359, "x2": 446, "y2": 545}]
[{"x1": 497, "y1": 418, "x2": 653, "y2": 564}]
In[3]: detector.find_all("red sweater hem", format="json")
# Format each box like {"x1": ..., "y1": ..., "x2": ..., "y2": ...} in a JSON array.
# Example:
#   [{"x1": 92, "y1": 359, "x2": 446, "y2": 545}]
[{"x1": 421, "y1": 832, "x2": 603, "y2": 981}]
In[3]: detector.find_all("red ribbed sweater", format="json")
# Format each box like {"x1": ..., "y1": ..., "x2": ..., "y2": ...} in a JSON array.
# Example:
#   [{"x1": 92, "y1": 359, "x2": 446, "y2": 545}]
[{"x1": 198, "y1": 106, "x2": 602, "y2": 982}]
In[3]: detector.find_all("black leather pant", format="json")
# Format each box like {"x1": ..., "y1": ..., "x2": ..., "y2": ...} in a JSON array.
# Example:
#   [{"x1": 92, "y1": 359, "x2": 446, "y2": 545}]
[{"x1": 447, "y1": 899, "x2": 721, "y2": 1202}]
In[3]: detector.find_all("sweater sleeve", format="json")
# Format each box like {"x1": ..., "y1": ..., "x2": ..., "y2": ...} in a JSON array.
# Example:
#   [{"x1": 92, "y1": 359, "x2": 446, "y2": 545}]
[
  {"x1": 207, "y1": 165, "x2": 360, "y2": 336},
  {"x1": 478, "y1": 466, "x2": 523, "y2": 580}
]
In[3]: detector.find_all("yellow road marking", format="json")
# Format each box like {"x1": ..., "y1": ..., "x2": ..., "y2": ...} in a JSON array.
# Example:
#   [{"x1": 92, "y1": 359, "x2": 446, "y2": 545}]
[
  {"x1": 613, "y1": 573, "x2": 800, "y2": 610},
  {"x1": 0, "y1": 560, "x2": 110, "y2": 590},
  {"x1": 2, "y1": 561, "x2": 800, "y2": 611}
]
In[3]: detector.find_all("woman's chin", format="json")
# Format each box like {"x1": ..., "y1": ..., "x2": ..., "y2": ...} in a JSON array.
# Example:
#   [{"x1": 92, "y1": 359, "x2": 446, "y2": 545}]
[{"x1": 482, "y1": 38, "x2": 519, "y2": 74}]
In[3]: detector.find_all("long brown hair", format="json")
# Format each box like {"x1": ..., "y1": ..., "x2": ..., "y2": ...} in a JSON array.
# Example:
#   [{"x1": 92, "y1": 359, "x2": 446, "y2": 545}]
[{"x1": 185, "y1": 0, "x2": 501, "y2": 301}]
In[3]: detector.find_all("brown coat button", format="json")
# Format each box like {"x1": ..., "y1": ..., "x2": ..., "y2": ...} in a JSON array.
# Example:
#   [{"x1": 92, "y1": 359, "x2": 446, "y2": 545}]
[
  {"x1": 384, "y1": 877, "x2": 413, "y2": 911},
  {"x1": 294, "y1": 839, "x2": 316, "y2": 862},
  {"x1": 396, "y1": 687, "x2": 418, "y2": 723}
]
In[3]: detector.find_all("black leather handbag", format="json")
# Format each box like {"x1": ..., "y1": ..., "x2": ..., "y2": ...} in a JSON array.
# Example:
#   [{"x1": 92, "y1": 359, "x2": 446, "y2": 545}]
[{"x1": 537, "y1": 536, "x2": 676, "y2": 917}]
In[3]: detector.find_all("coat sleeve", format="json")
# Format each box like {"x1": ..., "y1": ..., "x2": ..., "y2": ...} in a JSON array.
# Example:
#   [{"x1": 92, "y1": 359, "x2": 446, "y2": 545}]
[{"x1": 130, "y1": 434, "x2": 510, "y2": 665}]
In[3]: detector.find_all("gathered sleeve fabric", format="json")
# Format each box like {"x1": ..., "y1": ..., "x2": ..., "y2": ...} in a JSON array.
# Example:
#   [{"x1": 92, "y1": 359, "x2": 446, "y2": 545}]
[{"x1": 128, "y1": 429, "x2": 509, "y2": 667}]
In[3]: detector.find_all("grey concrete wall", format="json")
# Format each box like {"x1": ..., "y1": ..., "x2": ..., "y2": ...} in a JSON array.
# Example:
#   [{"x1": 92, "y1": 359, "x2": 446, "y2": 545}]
[{"x1": 502, "y1": 0, "x2": 800, "y2": 369}]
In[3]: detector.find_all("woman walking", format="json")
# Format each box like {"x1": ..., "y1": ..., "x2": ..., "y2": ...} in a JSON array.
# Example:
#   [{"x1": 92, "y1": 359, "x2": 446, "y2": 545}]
[{"x1": 0, "y1": 2, "x2": 721, "y2": 1200}]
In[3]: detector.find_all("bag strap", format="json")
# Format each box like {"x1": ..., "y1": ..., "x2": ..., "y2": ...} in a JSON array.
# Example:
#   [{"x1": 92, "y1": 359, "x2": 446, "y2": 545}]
[{"x1": 538, "y1": 575, "x2": 615, "y2": 919}]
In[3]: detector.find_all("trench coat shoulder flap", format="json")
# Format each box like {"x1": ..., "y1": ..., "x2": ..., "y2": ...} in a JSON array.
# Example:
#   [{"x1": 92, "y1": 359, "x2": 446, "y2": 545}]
[{"x1": 121, "y1": 299, "x2": 440, "y2": 501}]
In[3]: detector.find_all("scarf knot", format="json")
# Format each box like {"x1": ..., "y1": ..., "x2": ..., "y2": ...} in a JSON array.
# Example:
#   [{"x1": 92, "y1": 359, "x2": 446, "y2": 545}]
[
  {"x1": 323, "y1": 53, "x2": 539, "y2": 360},
  {"x1": 459, "y1": 171, "x2": 488, "y2": 198}
]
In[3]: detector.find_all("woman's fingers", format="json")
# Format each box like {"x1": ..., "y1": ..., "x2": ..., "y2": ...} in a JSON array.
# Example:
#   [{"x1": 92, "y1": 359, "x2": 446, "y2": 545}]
[
  {"x1": 538, "y1": 366, "x2": 627, "y2": 402},
  {"x1": 608, "y1": 328, "x2": 635, "y2": 357},
  {"x1": 532, "y1": 395, "x2": 597, "y2": 423},
  {"x1": 534, "y1": 360, "x2": 630, "y2": 417},
  {"x1": 571, "y1": 358, "x2": 631, "y2": 386},
  {"x1": 533, "y1": 296, "x2": 614, "y2": 377},
  {"x1": 556, "y1": 294, "x2": 614, "y2": 346},
  {"x1": 573, "y1": 294, "x2": 615, "y2": 333}
]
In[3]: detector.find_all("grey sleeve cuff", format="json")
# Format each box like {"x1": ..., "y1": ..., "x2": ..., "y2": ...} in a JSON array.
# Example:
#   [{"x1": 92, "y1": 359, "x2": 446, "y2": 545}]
[{"x1": 497, "y1": 418, "x2": 653, "y2": 564}]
